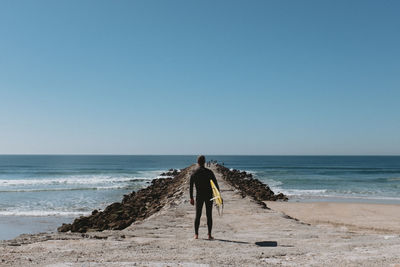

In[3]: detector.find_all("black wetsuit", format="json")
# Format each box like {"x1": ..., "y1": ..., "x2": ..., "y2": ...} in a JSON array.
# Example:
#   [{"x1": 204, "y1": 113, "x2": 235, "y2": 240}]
[{"x1": 190, "y1": 166, "x2": 220, "y2": 235}]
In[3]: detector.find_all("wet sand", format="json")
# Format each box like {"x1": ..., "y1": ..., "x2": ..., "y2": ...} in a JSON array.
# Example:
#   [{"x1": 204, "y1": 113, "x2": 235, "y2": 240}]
[{"x1": 0, "y1": 216, "x2": 75, "y2": 241}]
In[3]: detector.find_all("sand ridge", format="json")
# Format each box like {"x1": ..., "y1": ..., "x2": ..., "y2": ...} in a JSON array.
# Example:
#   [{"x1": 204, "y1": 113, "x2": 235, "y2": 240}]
[{"x1": 1, "y1": 164, "x2": 400, "y2": 266}]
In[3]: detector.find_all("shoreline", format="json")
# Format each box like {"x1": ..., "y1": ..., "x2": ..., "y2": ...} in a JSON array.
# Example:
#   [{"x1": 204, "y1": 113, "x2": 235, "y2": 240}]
[
  {"x1": 0, "y1": 215, "x2": 74, "y2": 241},
  {"x1": 287, "y1": 195, "x2": 400, "y2": 205}
]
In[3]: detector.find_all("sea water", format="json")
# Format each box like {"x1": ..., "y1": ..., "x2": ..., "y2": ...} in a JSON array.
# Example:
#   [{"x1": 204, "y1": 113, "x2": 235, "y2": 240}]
[
  {"x1": 1, "y1": 155, "x2": 399, "y2": 240},
  {"x1": 215, "y1": 155, "x2": 400, "y2": 203},
  {"x1": 0, "y1": 155, "x2": 196, "y2": 217}
]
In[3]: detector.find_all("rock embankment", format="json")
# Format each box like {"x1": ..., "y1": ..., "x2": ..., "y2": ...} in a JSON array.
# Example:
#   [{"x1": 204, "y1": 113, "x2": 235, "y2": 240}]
[
  {"x1": 58, "y1": 168, "x2": 187, "y2": 233},
  {"x1": 216, "y1": 164, "x2": 288, "y2": 207},
  {"x1": 58, "y1": 163, "x2": 287, "y2": 233}
]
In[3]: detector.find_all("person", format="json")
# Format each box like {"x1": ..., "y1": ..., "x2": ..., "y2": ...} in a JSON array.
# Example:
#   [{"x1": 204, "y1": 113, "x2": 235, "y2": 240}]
[{"x1": 190, "y1": 155, "x2": 220, "y2": 240}]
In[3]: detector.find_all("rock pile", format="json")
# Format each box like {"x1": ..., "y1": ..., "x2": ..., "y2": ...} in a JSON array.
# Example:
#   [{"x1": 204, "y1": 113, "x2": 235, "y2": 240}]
[
  {"x1": 58, "y1": 167, "x2": 187, "y2": 233},
  {"x1": 160, "y1": 169, "x2": 180, "y2": 177},
  {"x1": 216, "y1": 164, "x2": 288, "y2": 208}
]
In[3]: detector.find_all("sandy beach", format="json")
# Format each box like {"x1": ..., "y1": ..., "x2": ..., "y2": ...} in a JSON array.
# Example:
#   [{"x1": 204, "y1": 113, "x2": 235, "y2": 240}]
[
  {"x1": 267, "y1": 201, "x2": 400, "y2": 234},
  {"x1": 1, "y1": 164, "x2": 400, "y2": 266}
]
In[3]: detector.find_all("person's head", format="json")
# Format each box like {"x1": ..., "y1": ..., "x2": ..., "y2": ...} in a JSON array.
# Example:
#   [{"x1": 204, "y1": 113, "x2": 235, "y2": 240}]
[{"x1": 197, "y1": 155, "x2": 206, "y2": 167}]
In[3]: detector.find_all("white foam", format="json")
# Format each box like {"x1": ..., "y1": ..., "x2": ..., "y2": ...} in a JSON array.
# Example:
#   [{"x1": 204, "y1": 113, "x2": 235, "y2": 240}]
[
  {"x1": 317, "y1": 195, "x2": 400, "y2": 201},
  {"x1": 263, "y1": 179, "x2": 283, "y2": 187},
  {"x1": 0, "y1": 175, "x2": 152, "y2": 187},
  {"x1": 0, "y1": 210, "x2": 90, "y2": 217},
  {"x1": 136, "y1": 170, "x2": 169, "y2": 178},
  {"x1": 0, "y1": 185, "x2": 137, "y2": 192},
  {"x1": 236, "y1": 169, "x2": 257, "y2": 174},
  {"x1": 156, "y1": 175, "x2": 173, "y2": 179},
  {"x1": 273, "y1": 189, "x2": 400, "y2": 202},
  {"x1": 274, "y1": 188, "x2": 328, "y2": 196}
]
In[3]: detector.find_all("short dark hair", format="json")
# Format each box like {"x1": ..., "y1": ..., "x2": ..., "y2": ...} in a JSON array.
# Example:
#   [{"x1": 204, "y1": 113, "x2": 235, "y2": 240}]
[{"x1": 197, "y1": 155, "x2": 205, "y2": 166}]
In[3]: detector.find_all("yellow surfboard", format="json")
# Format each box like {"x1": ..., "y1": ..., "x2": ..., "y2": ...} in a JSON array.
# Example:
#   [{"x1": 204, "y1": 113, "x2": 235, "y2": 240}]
[{"x1": 210, "y1": 180, "x2": 223, "y2": 216}]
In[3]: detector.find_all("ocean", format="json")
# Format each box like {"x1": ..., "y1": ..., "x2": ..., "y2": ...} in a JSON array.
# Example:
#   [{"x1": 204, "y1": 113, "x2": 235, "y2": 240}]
[{"x1": 1, "y1": 155, "x2": 399, "y2": 240}]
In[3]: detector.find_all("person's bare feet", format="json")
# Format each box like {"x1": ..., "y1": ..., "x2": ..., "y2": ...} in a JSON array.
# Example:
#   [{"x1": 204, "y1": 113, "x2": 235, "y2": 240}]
[
  {"x1": 194, "y1": 234, "x2": 198, "y2": 239},
  {"x1": 208, "y1": 234, "x2": 214, "y2": 240}
]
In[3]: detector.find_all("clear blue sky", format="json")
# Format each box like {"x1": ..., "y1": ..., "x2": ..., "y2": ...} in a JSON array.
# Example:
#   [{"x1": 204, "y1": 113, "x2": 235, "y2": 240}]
[{"x1": 0, "y1": 0, "x2": 399, "y2": 155}]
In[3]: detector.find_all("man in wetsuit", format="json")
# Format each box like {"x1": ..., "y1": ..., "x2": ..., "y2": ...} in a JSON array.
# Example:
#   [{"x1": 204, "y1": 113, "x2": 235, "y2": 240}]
[{"x1": 190, "y1": 155, "x2": 220, "y2": 240}]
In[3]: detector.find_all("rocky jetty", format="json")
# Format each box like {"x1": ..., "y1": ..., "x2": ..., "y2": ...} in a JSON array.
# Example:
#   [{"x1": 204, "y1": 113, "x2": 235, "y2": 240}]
[
  {"x1": 58, "y1": 163, "x2": 286, "y2": 233},
  {"x1": 216, "y1": 164, "x2": 288, "y2": 208},
  {"x1": 58, "y1": 168, "x2": 186, "y2": 233}
]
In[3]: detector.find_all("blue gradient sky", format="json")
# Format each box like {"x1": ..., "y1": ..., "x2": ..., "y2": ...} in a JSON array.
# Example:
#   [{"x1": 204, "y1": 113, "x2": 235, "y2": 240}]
[{"x1": 0, "y1": 0, "x2": 399, "y2": 155}]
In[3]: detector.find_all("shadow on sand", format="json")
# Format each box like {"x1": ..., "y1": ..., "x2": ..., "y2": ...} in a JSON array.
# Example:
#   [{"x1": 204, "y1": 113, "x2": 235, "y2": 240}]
[
  {"x1": 214, "y1": 239, "x2": 278, "y2": 247},
  {"x1": 255, "y1": 241, "x2": 278, "y2": 247}
]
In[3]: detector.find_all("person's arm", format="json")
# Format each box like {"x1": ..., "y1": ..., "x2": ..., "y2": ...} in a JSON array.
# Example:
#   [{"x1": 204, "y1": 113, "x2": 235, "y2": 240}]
[{"x1": 190, "y1": 174, "x2": 194, "y2": 205}]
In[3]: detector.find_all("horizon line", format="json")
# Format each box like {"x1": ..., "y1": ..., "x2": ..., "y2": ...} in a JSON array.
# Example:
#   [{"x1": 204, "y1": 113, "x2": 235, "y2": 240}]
[{"x1": 0, "y1": 154, "x2": 399, "y2": 157}]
